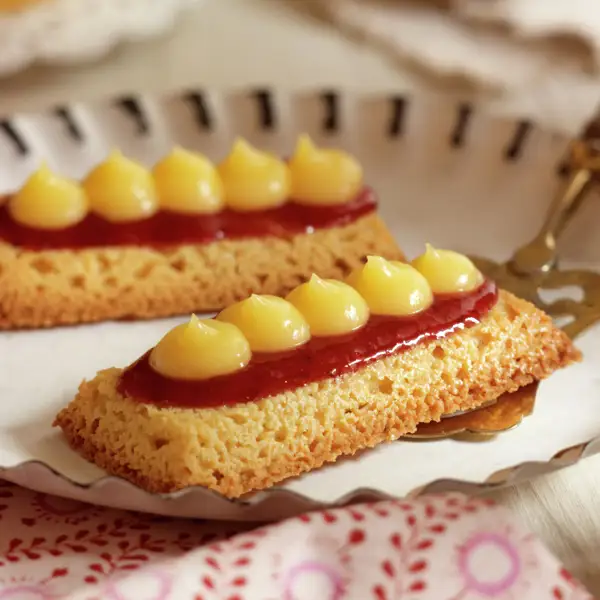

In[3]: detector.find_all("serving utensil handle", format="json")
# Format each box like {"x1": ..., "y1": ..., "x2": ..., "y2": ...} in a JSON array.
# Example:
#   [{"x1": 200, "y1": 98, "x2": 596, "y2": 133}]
[{"x1": 509, "y1": 166, "x2": 594, "y2": 276}]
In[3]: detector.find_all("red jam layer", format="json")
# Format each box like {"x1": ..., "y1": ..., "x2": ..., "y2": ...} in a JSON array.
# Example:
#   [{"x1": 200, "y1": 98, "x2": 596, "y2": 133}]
[
  {"x1": 0, "y1": 187, "x2": 376, "y2": 251},
  {"x1": 118, "y1": 280, "x2": 498, "y2": 409}
]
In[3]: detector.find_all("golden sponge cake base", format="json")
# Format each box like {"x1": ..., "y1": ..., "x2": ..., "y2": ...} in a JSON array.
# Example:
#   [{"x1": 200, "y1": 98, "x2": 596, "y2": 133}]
[
  {"x1": 0, "y1": 213, "x2": 401, "y2": 329},
  {"x1": 54, "y1": 291, "x2": 580, "y2": 498}
]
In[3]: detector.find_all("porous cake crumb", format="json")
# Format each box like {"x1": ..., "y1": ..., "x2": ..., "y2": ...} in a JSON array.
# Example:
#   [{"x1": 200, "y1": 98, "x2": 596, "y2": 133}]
[{"x1": 54, "y1": 291, "x2": 580, "y2": 498}]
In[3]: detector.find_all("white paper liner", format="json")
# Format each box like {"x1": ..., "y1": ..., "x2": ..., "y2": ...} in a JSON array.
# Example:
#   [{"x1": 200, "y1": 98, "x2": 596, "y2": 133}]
[{"x1": 0, "y1": 89, "x2": 599, "y2": 521}]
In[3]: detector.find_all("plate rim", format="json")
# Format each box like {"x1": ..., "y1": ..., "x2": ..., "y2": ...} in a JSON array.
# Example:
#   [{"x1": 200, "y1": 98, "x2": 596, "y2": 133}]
[{"x1": 1, "y1": 438, "x2": 596, "y2": 518}]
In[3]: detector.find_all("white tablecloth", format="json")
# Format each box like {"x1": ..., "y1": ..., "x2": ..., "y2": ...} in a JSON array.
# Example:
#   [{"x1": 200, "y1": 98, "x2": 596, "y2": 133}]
[{"x1": 1, "y1": 0, "x2": 599, "y2": 592}]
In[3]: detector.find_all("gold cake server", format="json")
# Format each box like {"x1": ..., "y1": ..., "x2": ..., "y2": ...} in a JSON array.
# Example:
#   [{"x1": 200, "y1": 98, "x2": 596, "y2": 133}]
[
  {"x1": 404, "y1": 383, "x2": 538, "y2": 441},
  {"x1": 469, "y1": 118, "x2": 600, "y2": 340},
  {"x1": 407, "y1": 113, "x2": 600, "y2": 441}
]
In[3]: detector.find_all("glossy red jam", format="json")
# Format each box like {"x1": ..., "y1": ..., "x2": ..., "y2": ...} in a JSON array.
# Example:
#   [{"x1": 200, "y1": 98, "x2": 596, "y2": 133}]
[
  {"x1": 0, "y1": 187, "x2": 376, "y2": 251},
  {"x1": 118, "y1": 280, "x2": 498, "y2": 409}
]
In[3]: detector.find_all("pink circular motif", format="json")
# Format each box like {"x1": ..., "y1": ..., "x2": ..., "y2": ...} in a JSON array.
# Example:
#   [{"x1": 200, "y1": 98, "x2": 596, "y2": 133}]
[
  {"x1": 458, "y1": 533, "x2": 520, "y2": 596},
  {"x1": 104, "y1": 569, "x2": 172, "y2": 600},
  {"x1": 282, "y1": 562, "x2": 344, "y2": 600},
  {"x1": 0, "y1": 586, "x2": 52, "y2": 600}
]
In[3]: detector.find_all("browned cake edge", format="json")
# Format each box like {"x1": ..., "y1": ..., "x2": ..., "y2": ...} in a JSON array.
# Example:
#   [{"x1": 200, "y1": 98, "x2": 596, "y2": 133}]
[
  {"x1": 0, "y1": 213, "x2": 401, "y2": 329},
  {"x1": 53, "y1": 291, "x2": 581, "y2": 498}
]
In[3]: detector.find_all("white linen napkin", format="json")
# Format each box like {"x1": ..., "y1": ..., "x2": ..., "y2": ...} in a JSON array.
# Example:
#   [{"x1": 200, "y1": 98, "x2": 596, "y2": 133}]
[
  {"x1": 456, "y1": 0, "x2": 600, "y2": 68},
  {"x1": 318, "y1": 0, "x2": 595, "y2": 91},
  {"x1": 315, "y1": 0, "x2": 600, "y2": 133}
]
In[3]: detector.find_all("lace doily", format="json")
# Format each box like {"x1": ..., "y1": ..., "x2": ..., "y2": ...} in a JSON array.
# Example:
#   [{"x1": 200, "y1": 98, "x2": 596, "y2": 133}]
[{"x1": 0, "y1": 0, "x2": 199, "y2": 77}]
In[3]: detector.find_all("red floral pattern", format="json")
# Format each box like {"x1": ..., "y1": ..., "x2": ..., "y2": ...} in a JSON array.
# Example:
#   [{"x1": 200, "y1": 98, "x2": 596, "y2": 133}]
[{"x1": 0, "y1": 481, "x2": 594, "y2": 599}]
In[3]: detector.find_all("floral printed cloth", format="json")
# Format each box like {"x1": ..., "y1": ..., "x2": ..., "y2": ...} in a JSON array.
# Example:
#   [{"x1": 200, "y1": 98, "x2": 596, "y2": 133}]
[{"x1": 0, "y1": 480, "x2": 594, "y2": 599}]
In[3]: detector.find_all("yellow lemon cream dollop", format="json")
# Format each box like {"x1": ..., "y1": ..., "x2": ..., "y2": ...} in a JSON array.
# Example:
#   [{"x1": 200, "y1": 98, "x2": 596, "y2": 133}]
[
  {"x1": 149, "y1": 315, "x2": 251, "y2": 381},
  {"x1": 286, "y1": 274, "x2": 369, "y2": 336},
  {"x1": 153, "y1": 147, "x2": 224, "y2": 214},
  {"x1": 9, "y1": 164, "x2": 88, "y2": 230},
  {"x1": 347, "y1": 256, "x2": 433, "y2": 316},
  {"x1": 412, "y1": 244, "x2": 484, "y2": 294},
  {"x1": 217, "y1": 294, "x2": 310, "y2": 352},
  {"x1": 83, "y1": 150, "x2": 158, "y2": 222},
  {"x1": 218, "y1": 139, "x2": 289, "y2": 211},
  {"x1": 289, "y1": 135, "x2": 363, "y2": 206}
]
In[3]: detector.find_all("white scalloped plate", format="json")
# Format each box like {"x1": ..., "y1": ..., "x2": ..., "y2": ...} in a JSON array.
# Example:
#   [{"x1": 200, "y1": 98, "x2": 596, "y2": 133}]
[{"x1": 0, "y1": 89, "x2": 599, "y2": 521}]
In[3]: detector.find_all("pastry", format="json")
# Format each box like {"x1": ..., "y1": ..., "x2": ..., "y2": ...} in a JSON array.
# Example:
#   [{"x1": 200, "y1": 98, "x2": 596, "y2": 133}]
[
  {"x1": 0, "y1": 0, "x2": 48, "y2": 12},
  {"x1": 54, "y1": 250, "x2": 580, "y2": 498},
  {"x1": 0, "y1": 137, "x2": 401, "y2": 329}
]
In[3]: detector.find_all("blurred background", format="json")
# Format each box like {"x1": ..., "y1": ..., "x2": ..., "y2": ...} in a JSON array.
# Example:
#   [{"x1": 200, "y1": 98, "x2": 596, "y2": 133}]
[
  {"x1": 1, "y1": 0, "x2": 600, "y2": 593},
  {"x1": 1, "y1": 0, "x2": 600, "y2": 134}
]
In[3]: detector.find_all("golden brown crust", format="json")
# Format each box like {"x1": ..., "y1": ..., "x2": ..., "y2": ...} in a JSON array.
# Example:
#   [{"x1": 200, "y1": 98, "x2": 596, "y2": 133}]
[
  {"x1": 54, "y1": 291, "x2": 581, "y2": 498},
  {"x1": 0, "y1": 214, "x2": 401, "y2": 329}
]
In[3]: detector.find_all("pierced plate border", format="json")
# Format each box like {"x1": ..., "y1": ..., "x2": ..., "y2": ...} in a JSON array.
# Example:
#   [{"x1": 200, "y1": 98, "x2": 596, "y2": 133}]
[{"x1": 0, "y1": 87, "x2": 596, "y2": 521}]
